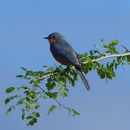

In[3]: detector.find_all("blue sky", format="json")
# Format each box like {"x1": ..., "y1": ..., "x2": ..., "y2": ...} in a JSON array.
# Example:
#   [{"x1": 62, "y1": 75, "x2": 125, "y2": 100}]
[{"x1": 0, "y1": 0, "x2": 130, "y2": 130}]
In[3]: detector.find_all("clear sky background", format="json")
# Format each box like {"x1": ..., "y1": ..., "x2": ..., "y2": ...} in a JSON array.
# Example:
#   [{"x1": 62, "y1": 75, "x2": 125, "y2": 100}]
[{"x1": 0, "y1": 0, "x2": 130, "y2": 130}]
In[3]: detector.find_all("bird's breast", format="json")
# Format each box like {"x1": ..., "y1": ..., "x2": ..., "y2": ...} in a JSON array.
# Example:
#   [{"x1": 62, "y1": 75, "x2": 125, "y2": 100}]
[
  {"x1": 52, "y1": 53, "x2": 72, "y2": 66},
  {"x1": 50, "y1": 45, "x2": 72, "y2": 66}
]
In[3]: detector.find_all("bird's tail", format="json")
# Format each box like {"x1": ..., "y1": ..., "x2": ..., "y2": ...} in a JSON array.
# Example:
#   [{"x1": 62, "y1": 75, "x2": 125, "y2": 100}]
[{"x1": 77, "y1": 70, "x2": 90, "y2": 90}]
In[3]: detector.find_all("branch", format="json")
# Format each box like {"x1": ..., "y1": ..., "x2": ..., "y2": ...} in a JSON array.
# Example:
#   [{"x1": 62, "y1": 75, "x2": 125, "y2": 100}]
[
  {"x1": 39, "y1": 73, "x2": 52, "y2": 79},
  {"x1": 90, "y1": 52, "x2": 130, "y2": 62},
  {"x1": 40, "y1": 52, "x2": 130, "y2": 79}
]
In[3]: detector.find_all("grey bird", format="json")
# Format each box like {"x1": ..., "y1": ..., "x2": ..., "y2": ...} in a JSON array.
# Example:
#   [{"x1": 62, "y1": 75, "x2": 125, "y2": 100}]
[{"x1": 44, "y1": 32, "x2": 90, "y2": 90}]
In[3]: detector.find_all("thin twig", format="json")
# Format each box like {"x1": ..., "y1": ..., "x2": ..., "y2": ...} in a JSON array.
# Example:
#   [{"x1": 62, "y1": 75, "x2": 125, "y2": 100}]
[
  {"x1": 38, "y1": 86, "x2": 46, "y2": 93},
  {"x1": 54, "y1": 98, "x2": 71, "y2": 111},
  {"x1": 38, "y1": 86, "x2": 71, "y2": 111},
  {"x1": 92, "y1": 49, "x2": 106, "y2": 56},
  {"x1": 121, "y1": 45, "x2": 130, "y2": 52}
]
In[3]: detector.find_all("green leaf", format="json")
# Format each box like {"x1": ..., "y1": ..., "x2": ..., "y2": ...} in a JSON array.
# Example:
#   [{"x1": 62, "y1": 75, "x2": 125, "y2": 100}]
[
  {"x1": 17, "y1": 98, "x2": 25, "y2": 105},
  {"x1": 26, "y1": 71, "x2": 33, "y2": 76},
  {"x1": 35, "y1": 104, "x2": 40, "y2": 109},
  {"x1": 46, "y1": 92, "x2": 58, "y2": 98},
  {"x1": 5, "y1": 98, "x2": 11, "y2": 104},
  {"x1": 112, "y1": 40, "x2": 119, "y2": 45},
  {"x1": 22, "y1": 108, "x2": 25, "y2": 112},
  {"x1": 5, "y1": 95, "x2": 19, "y2": 104},
  {"x1": 35, "y1": 112, "x2": 40, "y2": 117},
  {"x1": 5, "y1": 87, "x2": 15, "y2": 93},
  {"x1": 24, "y1": 102, "x2": 31, "y2": 110},
  {"x1": 22, "y1": 110, "x2": 25, "y2": 120},
  {"x1": 47, "y1": 67, "x2": 54, "y2": 71},
  {"x1": 21, "y1": 67, "x2": 27, "y2": 71},
  {"x1": 26, "y1": 112, "x2": 40, "y2": 118},
  {"x1": 16, "y1": 75, "x2": 25, "y2": 78},
  {"x1": 26, "y1": 112, "x2": 35, "y2": 119},
  {"x1": 5, "y1": 105, "x2": 15, "y2": 114},
  {"x1": 70, "y1": 109, "x2": 80, "y2": 116},
  {"x1": 22, "y1": 113, "x2": 25, "y2": 120},
  {"x1": 46, "y1": 81, "x2": 56, "y2": 91},
  {"x1": 19, "y1": 86, "x2": 29, "y2": 90},
  {"x1": 47, "y1": 105, "x2": 56, "y2": 115},
  {"x1": 63, "y1": 92, "x2": 67, "y2": 97},
  {"x1": 27, "y1": 118, "x2": 37, "y2": 126},
  {"x1": 103, "y1": 44, "x2": 108, "y2": 48}
]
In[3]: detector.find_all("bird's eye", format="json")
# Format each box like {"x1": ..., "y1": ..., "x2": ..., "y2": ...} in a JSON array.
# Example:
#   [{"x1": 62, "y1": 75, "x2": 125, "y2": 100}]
[{"x1": 52, "y1": 35, "x2": 56, "y2": 39}]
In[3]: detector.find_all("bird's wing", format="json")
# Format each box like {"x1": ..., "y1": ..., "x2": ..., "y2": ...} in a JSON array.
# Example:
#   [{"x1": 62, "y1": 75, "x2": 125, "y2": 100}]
[{"x1": 50, "y1": 41, "x2": 80, "y2": 66}]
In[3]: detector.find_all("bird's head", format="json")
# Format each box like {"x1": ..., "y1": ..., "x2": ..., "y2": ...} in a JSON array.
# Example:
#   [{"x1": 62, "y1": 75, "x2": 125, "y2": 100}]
[{"x1": 44, "y1": 32, "x2": 64, "y2": 44}]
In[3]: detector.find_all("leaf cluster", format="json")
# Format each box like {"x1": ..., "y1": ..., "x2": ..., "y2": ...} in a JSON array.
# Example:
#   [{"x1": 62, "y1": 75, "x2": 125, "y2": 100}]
[{"x1": 5, "y1": 40, "x2": 130, "y2": 126}]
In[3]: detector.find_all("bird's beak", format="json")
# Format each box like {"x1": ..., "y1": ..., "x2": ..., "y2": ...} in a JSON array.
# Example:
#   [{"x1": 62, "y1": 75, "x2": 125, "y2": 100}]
[{"x1": 44, "y1": 37, "x2": 49, "y2": 39}]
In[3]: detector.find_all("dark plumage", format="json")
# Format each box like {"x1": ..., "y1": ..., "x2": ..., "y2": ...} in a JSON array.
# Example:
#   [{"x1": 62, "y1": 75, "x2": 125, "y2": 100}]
[{"x1": 44, "y1": 32, "x2": 90, "y2": 90}]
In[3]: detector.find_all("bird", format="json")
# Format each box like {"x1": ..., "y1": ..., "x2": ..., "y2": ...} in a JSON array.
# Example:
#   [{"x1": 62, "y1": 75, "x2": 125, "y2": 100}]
[{"x1": 44, "y1": 32, "x2": 90, "y2": 90}]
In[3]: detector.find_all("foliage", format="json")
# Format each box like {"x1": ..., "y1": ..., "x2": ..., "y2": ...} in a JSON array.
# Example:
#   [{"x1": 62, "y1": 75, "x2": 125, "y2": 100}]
[{"x1": 5, "y1": 40, "x2": 130, "y2": 126}]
